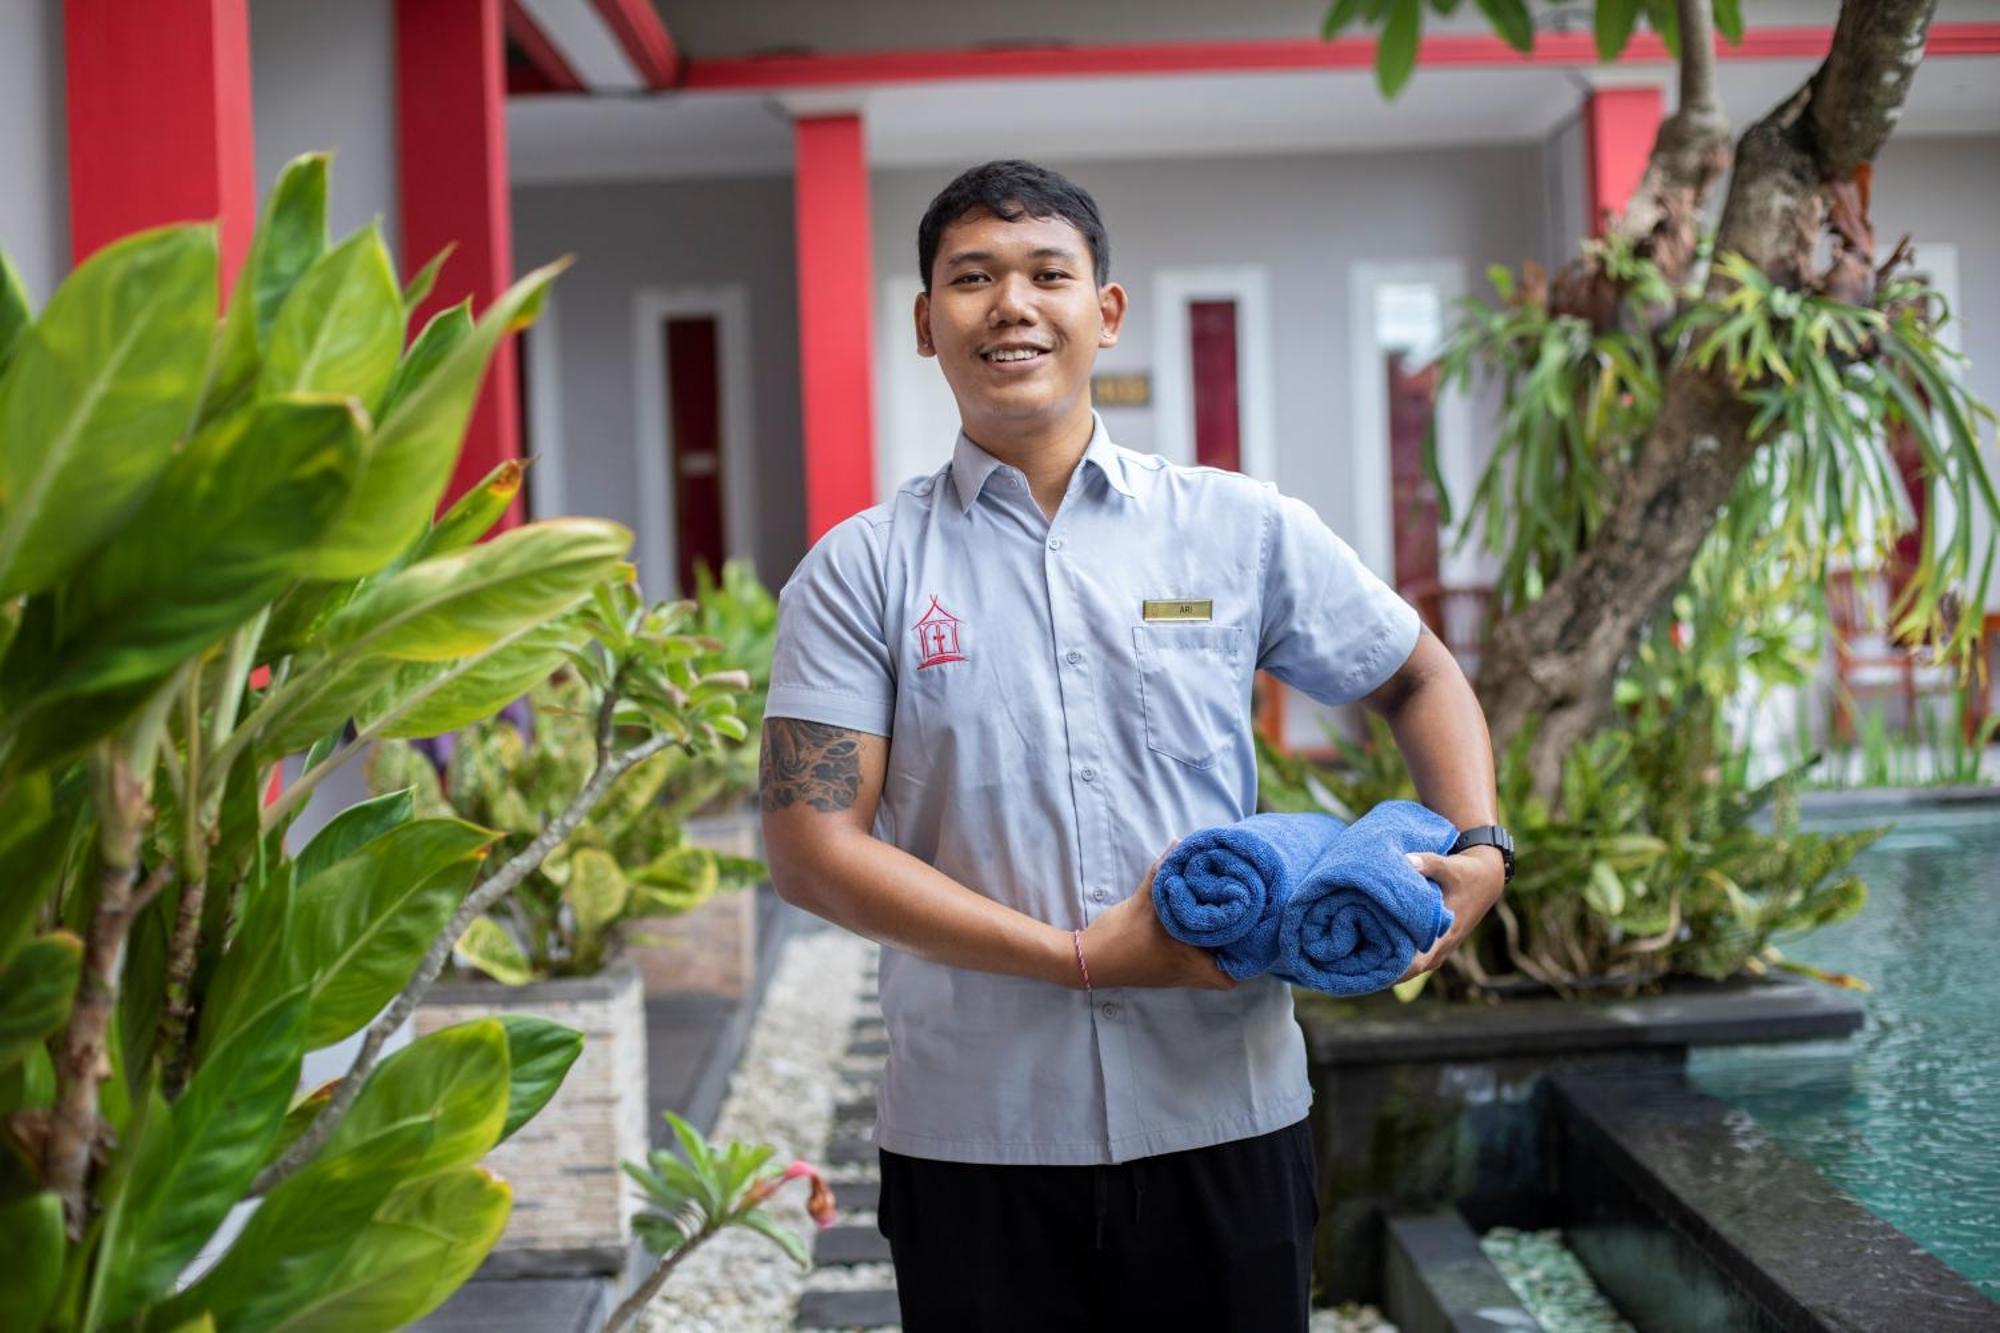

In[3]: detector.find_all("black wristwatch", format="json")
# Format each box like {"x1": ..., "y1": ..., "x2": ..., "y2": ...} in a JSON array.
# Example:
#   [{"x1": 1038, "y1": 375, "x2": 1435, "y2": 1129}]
[{"x1": 1450, "y1": 825, "x2": 1515, "y2": 884}]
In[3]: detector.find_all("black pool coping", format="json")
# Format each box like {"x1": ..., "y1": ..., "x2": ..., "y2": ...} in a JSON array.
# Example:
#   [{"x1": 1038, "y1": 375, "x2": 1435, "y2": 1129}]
[
  {"x1": 1381, "y1": 1210, "x2": 1544, "y2": 1333},
  {"x1": 1796, "y1": 783, "x2": 2000, "y2": 814},
  {"x1": 1552, "y1": 1069, "x2": 1999, "y2": 1331},
  {"x1": 1301, "y1": 978, "x2": 1863, "y2": 1067}
]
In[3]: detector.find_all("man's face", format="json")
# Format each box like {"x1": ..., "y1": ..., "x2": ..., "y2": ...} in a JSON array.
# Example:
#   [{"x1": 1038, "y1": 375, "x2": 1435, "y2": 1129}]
[{"x1": 916, "y1": 207, "x2": 1126, "y2": 437}]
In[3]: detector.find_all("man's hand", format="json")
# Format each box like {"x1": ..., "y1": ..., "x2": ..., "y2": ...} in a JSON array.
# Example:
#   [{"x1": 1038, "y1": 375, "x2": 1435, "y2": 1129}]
[
  {"x1": 1396, "y1": 846, "x2": 1506, "y2": 984},
  {"x1": 1078, "y1": 844, "x2": 1237, "y2": 991}
]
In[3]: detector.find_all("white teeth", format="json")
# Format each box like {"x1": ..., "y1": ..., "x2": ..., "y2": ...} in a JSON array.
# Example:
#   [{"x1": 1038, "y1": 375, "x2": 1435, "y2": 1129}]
[{"x1": 986, "y1": 348, "x2": 1044, "y2": 362}]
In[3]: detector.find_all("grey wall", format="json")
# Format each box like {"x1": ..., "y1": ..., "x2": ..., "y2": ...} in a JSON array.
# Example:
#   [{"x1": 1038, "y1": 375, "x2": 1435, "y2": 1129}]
[
  {"x1": 0, "y1": 0, "x2": 69, "y2": 302},
  {"x1": 250, "y1": 0, "x2": 399, "y2": 250},
  {"x1": 511, "y1": 175, "x2": 807, "y2": 586},
  {"x1": 871, "y1": 143, "x2": 1546, "y2": 550}
]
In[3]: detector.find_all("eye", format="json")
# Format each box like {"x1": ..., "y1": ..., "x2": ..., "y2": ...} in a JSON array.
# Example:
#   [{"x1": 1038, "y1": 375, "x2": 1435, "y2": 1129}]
[
  {"x1": 952, "y1": 272, "x2": 989, "y2": 285},
  {"x1": 1038, "y1": 270, "x2": 1071, "y2": 282}
]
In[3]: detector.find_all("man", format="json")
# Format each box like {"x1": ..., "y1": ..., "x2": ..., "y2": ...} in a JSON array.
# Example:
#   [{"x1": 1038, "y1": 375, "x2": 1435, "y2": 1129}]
[{"x1": 759, "y1": 160, "x2": 1510, "y2": 1331}]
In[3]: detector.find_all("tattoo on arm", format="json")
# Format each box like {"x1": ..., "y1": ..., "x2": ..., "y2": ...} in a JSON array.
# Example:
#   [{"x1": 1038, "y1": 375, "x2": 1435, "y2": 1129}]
[{"x1": 760, "y1": 719, "x2": 865, "y2": 813}]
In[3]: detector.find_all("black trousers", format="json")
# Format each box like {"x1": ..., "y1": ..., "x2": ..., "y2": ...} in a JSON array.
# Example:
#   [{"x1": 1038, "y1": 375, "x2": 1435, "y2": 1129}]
[{"x1": 877, "y1": 1118, "x2": 1319, "y2": 1332}]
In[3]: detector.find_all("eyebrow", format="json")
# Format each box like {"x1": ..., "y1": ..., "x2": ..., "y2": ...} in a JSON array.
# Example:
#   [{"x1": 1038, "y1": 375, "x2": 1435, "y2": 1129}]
[{"x1": 941, "y1": 246, "x2": 1080, "y2": 268}]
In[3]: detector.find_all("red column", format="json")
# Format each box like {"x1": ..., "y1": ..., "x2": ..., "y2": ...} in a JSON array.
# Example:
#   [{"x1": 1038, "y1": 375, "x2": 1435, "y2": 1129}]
[
  {"x1": 793, "y1": 115, "x2": 878, "y2": 542},
  {"x1": 396, "y1": 0, "x2": 523, "y2": 528},
  {"x1": 64, "y1": 0, "x2": 257, "y2": 293},
  {"x1": 1582, "y1": 87, "x2": 1663, "y2": 237}
]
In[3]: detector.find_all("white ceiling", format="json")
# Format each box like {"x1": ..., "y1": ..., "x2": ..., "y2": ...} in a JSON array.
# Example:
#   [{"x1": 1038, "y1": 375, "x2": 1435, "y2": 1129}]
[{"x1": 508, "y1": 54, "x2": 2000, "y2": 186}]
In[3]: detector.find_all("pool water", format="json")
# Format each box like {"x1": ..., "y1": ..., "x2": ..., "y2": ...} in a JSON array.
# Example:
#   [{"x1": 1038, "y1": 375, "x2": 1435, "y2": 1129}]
[{"x1": 1688, "y1": 802, "x2": 2000, "y2": 1297}]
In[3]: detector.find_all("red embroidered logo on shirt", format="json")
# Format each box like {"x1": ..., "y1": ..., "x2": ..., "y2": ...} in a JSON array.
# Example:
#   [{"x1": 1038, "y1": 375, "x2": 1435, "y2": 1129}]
[{"x1": 913, "y1": 595, "x2": 967, "y2": 669}]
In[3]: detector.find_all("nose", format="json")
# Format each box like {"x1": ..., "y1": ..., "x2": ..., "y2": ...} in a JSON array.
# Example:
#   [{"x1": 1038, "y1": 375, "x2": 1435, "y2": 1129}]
[{"x1": 986, "y1": 272, "x2": 1037, "y2": 327}]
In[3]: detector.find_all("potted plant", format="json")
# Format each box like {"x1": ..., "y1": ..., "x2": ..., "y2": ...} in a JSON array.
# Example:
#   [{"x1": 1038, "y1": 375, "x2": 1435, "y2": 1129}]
[
  {"x1": 0, "y1": 155, "x2": 733, "y2": 1329},
  {"x1": 365, "y1": 617, "x2": 761, "y2": 1271}
]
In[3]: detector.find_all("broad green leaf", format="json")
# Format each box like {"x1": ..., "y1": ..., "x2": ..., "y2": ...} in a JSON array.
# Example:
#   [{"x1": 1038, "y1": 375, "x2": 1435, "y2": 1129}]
[
  {"x1": 206, "y1": 154, "x2": 331, "y2": 421},
  {"x1": 16, "y1": 395, "x2": 365, "y2": 701},
  {"x1": 196, "y1": 858, "x2": 296, "y2": 1065},
  {"x1": 0, "y1": 932, "x2": 81, "y2": 1071},
  {"x1": 0, "y1": 251, "x2": 31, "y2": 381},
  {"x1": 286, "y1": 818, "x2": 496, "y2": 1048},
  {"x1": 295, "y1": 787, "x2": 417, "y2": 885},
  {"x1": 455, "y1": 916, "x2": 535, "y2": 985},
  {"x1": 258, "y1": 657, "x2": 401, "y2": 757},
  {"x1": 401, "y1": 243, "x2": 455, "y2": 315},
  {"x1": 737, "y1": 1208, "x2": 810, "y2": 1269},
  {"x1": 1375, "y1": 0, "x2": 1421, "y2": 98},
  {"x1": 1641, "y1": 0, "x2": 1680, "y2": 56},
  {"x1": 267, "y1": 1078, "x2": 336, "y2": 1168},
  {"x1": 0, "y1": 765, "x2": 89, "y2": 970},
  {"x1": 403, "y1": 455, "x2": 524, "y2": 565},
  {"x1": 100, "y1": 993, "x2": 307, "y2": 1323},
  {"x1": 317, "y1": 1018, "x2": 511, "y2": 1177},
  {"x1": 1320, "y1": 0, "x2": 1365, "y2": 39},
  {"x1": 323, "y1": 518, "x2": 632, "y2": 662},
  {"x1": 565, "y1": 847, "x2": 631, "y2": 943},
  {"x1": 270, "y1": 1166, "x2": 511, "y2": 1331},
  {"x1": 307, "y1": 259, "x2": 571, "y2": 578},
  {"x1": 359, "y1": 618, "x2": 586, "y2": 740},
  {"x1": 260, "y1": 221, "x2": 402, "y2": 408},
  {"x1": 1472, "y1": 0, "x2": 1532, "y2": 52},
  {"x1": 496, "y1": 1014, "x2": 583, "y2": 1141},
  {"x1": 0, "y1": 223, "x2": 218, "y2": 597},
  {"x1": 1713, "y1": 0, "x2": 1743, "y2": 43},
  {"x1": 1595, "y1": 0, "x2": 1641, "y2": 60},
  {"x1": 0, "y1": 1193, "x2": 64, "y2": 1330},
  {"x1": 377, "y1": 299, "x2": 471, "y2": 422}
]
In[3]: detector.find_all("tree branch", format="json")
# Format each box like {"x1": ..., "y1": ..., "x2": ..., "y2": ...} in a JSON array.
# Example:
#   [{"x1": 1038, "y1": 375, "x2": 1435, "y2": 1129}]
[
  {"x1": 250, "y1": 726, "x2": 677, "y2": 1195},
  {"x1": 1811, "y1": 0, "x2": 1936, "y2": 178},
  {"x1": 1605, "y1": 0, "x2": 1730, "y2": 277}
]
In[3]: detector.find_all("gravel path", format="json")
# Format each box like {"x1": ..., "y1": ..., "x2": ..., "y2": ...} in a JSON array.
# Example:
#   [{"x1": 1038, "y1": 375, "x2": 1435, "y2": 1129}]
[
  {"x1": 638, "y1": 928, "x2": 873, "y2": 1333},
  {"x1": 1481, "y1": 1227, "x2": 1635, "y2": 1333}
]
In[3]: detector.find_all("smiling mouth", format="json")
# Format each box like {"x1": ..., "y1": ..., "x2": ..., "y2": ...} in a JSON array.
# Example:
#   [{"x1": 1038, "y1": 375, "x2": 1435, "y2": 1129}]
[{"x1": 981, "y1": 347, "x2": 1051, "y2": 364}]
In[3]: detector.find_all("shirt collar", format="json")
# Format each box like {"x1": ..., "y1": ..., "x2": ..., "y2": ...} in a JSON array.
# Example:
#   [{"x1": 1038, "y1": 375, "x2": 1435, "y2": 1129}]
[{"x1": 948, "y1": 412, "x2": 1136, "y2": 513}]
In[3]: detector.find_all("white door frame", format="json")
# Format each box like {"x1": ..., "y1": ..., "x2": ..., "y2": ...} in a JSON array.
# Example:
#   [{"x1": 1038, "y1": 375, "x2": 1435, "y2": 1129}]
[
  {"x1": 1346, "y1": 259, "x2": 1473, "y2": 581},
  {"x1": 1152, "y1": 265, "x2": 1277, "y2": 482},
  {"x1": 631, "y1": 285, "x2": 756, "y2": 597},
  {"x1": 521, "y1": 288, "x2": 567, "y2": 518}
]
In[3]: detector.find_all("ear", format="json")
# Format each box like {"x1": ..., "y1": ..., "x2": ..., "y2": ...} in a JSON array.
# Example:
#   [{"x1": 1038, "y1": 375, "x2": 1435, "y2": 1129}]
[
  {"x1": 1097, "y1": 282, "x2": 1129, "y2": 348},
  {"x1": 914, "y1": 289, "x2": 936, "y2": 358}
]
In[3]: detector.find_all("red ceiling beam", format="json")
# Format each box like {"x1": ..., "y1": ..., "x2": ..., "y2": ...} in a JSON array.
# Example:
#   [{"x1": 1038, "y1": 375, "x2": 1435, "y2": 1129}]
[
  {"x1": 681, "y1": 23, "x2": 2000, "y2": 92},
  {"x1": 504, "y1": 0, "x2": 586, "y2": 93},
  {"x1": 589, "y1": 0, "x2": 681, "y2": 89},
  {"x1": 65, "y1": 0, "x2": 257, "y2": 294}
]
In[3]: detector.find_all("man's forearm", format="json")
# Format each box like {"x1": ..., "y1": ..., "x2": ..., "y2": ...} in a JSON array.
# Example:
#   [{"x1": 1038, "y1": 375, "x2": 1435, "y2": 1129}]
[
  {"x1": 1380, "y1": 660, "x2": 1499, "y2": 832},
  {"x1": 767, "y1": 828, "x2": 1078, "y2": 987}
]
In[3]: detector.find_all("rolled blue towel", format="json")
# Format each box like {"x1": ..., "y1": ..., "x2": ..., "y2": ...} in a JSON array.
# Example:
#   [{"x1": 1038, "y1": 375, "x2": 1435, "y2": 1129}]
[
  {"x1": 1276, "y1": 800, "x2": 1461, "y2": 995},
  {"x1": 1152, "y1": 812, "x2": 1347, "y2": 981}
]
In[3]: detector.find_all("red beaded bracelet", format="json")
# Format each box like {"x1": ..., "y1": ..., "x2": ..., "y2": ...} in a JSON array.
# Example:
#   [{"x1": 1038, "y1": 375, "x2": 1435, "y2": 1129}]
[{"x1": 1072, "y1": 927, "x2": 1092, "y2": 993}]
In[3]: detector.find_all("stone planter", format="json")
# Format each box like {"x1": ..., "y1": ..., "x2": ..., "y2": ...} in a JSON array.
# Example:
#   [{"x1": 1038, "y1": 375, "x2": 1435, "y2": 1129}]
[
  {"x1": 628, "y1": 803, "x2": 764, "y2": 999},
  {"x1": 1294, "y1": 978, "x2": 1864, "y2": 1304},
  {"x1": 415, "y1": 961, "x2": 648, "y2": 1277}
]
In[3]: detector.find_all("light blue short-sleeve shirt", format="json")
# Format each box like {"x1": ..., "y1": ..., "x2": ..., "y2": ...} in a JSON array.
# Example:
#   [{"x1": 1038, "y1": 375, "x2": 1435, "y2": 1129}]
[{"x1": 767, "y1": 414, "x2": 1421, "y2": 1165}]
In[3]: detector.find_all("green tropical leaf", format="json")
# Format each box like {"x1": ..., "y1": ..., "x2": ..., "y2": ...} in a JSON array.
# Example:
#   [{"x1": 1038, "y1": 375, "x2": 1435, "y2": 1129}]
[
  {"x1": 295, "y1": 787, "x2": 417, "y2": 884},
  {"x1": 1321, "y1": 0, "x2": 1366, "y2": 39},
  {"x1": 455, "y1": 916, "x2": 535, "y2": 985},
  {"x1": 1376, "y1": 0, "x2": 1421, "y2": 97},
  {"x1": 402, "y1": 455, "x2": 524, "y2": 565},
  {"x1": 0, "y1": 251, "x2": 31, "y2": 381},
  {"x1": 0, "y1": 223, "x2": 218, "y2": 597},
  {"x1": 0, "y1": 1193, "x2": 64, "y2": 1330},
  {"x1": 359, "y1": 618, "x2": 586, "y2": 740},
  {"x1": 316, "y1": 1018, "x2": 511, "y2": 1177},
  {"x1": 260, "y1": 221, "x2": 403, "y2": 408},
  {"x1": 401, "y1": 243, "x2": 455, "y2": 315},
  {"x1": 736, "y1": 1207, "x2": 810, "y2": 1269},
  {"x1": 305, "y1": 258, "x2": 570, "y2": 578},
  {"x1": 321, "y1": 518, "x2": 632, "y2": 662},
  {"x1": 286, "y1": 818, "x2": 496, "y2": 1048},
  {"x1": 377, "y1": 299, "x2": 471, "y2": 422},
  {"x1": 0, "y1": 932, "x2": 82, "y2": 1072},
  {"x1": 1472, "y1": 0, "x2": 1532, "y2": 52},
  {"x1": 564, "y1": 847, "x2": 631, "y2": 944},
  {"x1": 100, "y1": 992, "x2": 308, "y2": 1322},
  {"x1": 202, "y1": 154, "x2": 331, "y2": 426},
  {"x1": 1712, "y1": 0, "x2": 1743, "y2": 43},
  {"x1": 497, "y1": 1014, "x2": 583, "y2": 1141},
  {"x1": 195, "y1": 858, "x2": 296, "y2": 1065},
  {"x1": 1595, "y1": 0, "x2": 1641, "y2": 60}
]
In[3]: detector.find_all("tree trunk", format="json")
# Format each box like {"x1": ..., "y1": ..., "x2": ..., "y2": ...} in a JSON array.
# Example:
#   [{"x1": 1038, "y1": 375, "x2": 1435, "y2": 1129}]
[{"x1": 1474, "y1": 0, "x2": 1940, "y2": 799}]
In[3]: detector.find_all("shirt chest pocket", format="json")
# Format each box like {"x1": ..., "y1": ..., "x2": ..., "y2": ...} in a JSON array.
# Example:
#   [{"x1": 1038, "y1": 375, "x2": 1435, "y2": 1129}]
[{"x1": 1131, "y1": 624, "x2": 1245, "y2": 770}]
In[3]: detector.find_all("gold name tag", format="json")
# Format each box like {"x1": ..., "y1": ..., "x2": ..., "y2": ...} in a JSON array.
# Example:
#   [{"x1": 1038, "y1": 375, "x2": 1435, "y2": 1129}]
[{"x1": 1142, "y1": 599, "x2": 1214, "y2": 622}]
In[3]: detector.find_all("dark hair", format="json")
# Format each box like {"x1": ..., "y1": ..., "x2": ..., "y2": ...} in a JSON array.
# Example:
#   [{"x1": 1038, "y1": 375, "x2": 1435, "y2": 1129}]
[{"x1": 916, "y1": 160, "x2": 1110, "y2": 291}]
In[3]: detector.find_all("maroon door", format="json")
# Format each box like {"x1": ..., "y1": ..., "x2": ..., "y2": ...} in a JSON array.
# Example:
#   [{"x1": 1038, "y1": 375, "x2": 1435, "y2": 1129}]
[
  {"x1": 664, "y1": 316, "x2": 725, "y2": 597},
  {"x1": 1387, "y1": 350, "x2": 1441, "y2": 593},
  {"x1": 1189, "y1": 299, "x2": 1241, "y2": 472}
]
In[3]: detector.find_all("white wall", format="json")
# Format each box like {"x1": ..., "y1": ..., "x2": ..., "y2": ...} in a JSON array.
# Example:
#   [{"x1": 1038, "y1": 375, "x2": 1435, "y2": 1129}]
[
  {"x1": 511, "y1": 176, "x2": 808, "y2": 588},
  {"x1": 250, "y1": 0, "x2": 400, "y2": 250},
  {"x1": 0, "y1": 0, "x2": 69, "y2": 303}
]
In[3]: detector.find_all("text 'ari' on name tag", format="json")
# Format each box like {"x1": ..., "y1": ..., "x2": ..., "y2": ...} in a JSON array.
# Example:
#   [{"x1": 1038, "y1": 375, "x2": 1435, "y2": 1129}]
[{"x1": 1142, "y1": 599, "x2": 1214, "y2": 622}]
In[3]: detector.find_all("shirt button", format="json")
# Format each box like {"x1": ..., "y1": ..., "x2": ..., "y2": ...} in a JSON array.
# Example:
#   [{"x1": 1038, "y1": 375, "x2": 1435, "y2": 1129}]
[
  {"x1": 1065, "y1": 649, "x2": 1083, "y2": 665},
  {"x1": 1100, "y1": 1002, "x2": 1121, "y2": 1020},
  {"x1": 1047, "y1": 537, "x2": 1064, "y2": 551},
  {"x1": 1080, "y1": 767, "x2": 1097, "y2": 783},
  {"x1": 1008, "y1": 475, "x2": 1022, "y2": 488},
  {"x1": 1091, "y1": 887, "x2": 1109, "y2": 903}
]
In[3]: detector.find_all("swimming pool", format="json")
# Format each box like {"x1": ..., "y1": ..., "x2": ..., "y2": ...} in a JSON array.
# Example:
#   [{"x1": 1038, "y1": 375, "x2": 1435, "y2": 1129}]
[{"x1": 1688, "y1": 800, "x2": 2000, "y2": 1298}]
